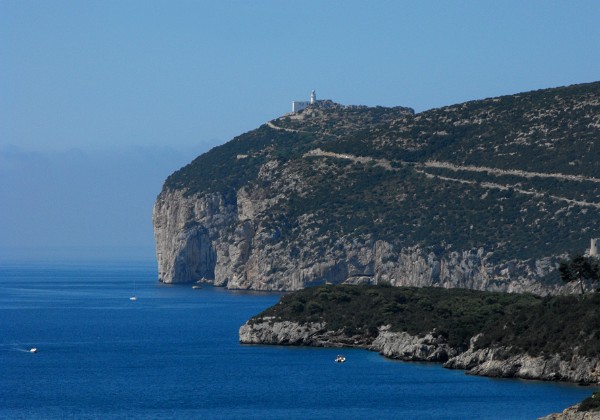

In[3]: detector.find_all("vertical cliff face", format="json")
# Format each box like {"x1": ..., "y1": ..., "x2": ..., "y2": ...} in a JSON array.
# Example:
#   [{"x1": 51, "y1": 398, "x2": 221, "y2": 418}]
[
  {"x1": 153, "y1": 189, "x2": 235, "y2": 284},
  {"x1": 153, "y1": 182, "x2": 568, "y2": 294}
]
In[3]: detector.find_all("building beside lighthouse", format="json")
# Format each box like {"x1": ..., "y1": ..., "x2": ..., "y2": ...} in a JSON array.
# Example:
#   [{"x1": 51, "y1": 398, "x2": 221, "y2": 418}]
[{"x1": 292, "y1": 90, "x2": 317, "y2": 113}]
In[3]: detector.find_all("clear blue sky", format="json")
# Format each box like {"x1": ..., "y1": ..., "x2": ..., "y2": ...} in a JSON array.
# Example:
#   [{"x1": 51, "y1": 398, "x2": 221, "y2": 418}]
[{"x1": 1, "y1": 1, "x2": 599, "y2": 261}]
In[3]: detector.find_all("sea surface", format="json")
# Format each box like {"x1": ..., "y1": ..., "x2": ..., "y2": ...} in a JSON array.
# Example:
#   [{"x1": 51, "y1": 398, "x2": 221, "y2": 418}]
[{"x1": 0, "y1": 261, "x2": 595, "y2": 419}]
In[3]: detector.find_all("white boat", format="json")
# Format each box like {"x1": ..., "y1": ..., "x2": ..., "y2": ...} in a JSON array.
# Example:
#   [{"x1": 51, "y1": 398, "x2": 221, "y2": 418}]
[
  {"x1": 130, "y1": 278, "x2": 137, "y2": 300},
  {"x1": 29, "y1": 348, "x2": 38, "y2": 353},
  {"x1": 335, "y1": 355, "x2": 346, "y2": 363}
]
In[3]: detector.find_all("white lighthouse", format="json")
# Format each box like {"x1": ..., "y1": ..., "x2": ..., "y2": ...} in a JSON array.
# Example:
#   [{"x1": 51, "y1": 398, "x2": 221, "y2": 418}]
[
  {"x1": 292, "y1": 90, "x2": 317, "y2": 113},
  {"x1": 590, "y1": 238, "x2": 600, "y2": 257}
]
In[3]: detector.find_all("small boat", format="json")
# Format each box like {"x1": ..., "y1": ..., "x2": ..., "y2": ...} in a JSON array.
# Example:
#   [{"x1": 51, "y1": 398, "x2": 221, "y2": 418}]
[
  {"x1": 129, "y1": 279, "x2": 138, "y2": 300},
  {"x1": 29, "y1": 348, "x2": 38, "y2": 353},
  {"x1": 335, "y1": 355, "x2": 346, "y2": 363},
  {"x1": 129, "y1": 277, "x2": 138, "y2": 301},
  {"x1": 192, "y1": 285, "x2": 202, "y2": 290}
]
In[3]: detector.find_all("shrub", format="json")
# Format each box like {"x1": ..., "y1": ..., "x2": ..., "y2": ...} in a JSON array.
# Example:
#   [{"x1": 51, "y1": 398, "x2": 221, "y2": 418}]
[{"x1": 578, "y1": 391, "x2": 600, "y2": 412}]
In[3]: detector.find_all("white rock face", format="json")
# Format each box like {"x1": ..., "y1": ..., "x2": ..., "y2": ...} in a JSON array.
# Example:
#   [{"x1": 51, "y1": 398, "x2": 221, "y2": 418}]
[
  {"x1": 444, "y1": 346, "x2": 600, "y2": 384},
  {"x1": 153, "y1": 189, "x2": 236, "y2": 284},
  {"x1": 153, "y1": 188, "x2": 569, "y2": 293},
  {"x1": 239, "y1": 319, "x2": 329, "y2": 346},
  {"x1": 153, "y1": 185, "x2": 572, "y2": 293},
  {"x1": 370, "y1": 326, "x2": 459, "y2": 362}
]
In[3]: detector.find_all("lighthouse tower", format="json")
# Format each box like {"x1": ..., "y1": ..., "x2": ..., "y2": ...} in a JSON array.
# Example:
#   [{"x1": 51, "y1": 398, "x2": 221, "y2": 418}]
[
  {"x1": 591, "y1": 238, "x2": 600, "y2": 257},
  {"x1": 310, "y1": 90, "x2": 316, "y2": 105}
]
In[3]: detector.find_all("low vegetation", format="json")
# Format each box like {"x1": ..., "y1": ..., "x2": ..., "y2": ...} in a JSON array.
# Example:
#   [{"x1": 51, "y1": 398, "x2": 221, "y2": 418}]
[
  {"x1": 253, "y1": 284, "x2": 600, "y2": 358},
  {"x1": 579, "y1": 391, "x2": 600, "y2": 412}
]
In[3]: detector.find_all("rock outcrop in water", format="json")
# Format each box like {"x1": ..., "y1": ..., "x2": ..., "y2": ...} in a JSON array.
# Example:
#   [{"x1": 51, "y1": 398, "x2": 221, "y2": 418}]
[{"x1": 154, "y1": 82, "x2": 600, "y2": 292}]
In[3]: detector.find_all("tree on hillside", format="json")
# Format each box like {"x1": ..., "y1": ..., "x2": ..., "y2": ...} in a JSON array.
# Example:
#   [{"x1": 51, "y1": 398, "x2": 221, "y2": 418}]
[{"x1": 558, "y1": 254, "x2": 600, "y2": 295}]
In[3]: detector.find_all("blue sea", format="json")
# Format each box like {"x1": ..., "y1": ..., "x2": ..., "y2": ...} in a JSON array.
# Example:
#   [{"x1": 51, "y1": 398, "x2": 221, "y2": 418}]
[{"x1": 0, "y1": 261, "x2": 595, "y2": 419}]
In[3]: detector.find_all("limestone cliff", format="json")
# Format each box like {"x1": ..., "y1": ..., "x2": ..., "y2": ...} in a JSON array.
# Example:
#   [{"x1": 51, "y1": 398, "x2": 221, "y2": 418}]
[
  {"x1": 153, "y1": 184, "x2": 571, "y2": 292},
  {"x1": 154, "y1": 82, "x2": 600, "y2": 291}
]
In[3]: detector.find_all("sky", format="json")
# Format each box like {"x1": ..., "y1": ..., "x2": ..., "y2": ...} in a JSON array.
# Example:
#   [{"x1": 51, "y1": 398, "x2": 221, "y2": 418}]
[{"x1": 1, "y1": 1, "x2": 599, "y2": 262}]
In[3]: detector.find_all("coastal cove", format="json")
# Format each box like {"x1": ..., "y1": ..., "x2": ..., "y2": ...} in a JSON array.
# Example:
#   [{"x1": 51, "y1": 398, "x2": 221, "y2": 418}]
[
  {"x1": 0, "y1": 261, "x2": 594, "y2": 419},
  {"x1": 239, "y1": 284, "x2": 600, "y2": 386}
]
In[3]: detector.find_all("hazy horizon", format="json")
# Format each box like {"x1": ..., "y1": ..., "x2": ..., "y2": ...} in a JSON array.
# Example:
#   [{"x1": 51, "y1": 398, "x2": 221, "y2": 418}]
[{"x1": 2, "y1": 1, "x2": 599, "y2": 261}]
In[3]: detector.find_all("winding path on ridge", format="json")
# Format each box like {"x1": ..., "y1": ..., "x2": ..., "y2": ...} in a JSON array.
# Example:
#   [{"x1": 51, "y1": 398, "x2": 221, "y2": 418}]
[
  {"x1": 302, "y1": 149, "x2": 600, "y2": 209},
  {"x1": 266, "y1": 121, "x2": 304, "y2": 133}
]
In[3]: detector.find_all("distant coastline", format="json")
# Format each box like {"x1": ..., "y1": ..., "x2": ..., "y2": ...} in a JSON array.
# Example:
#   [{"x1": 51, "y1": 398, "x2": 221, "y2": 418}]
[{"x1": 0, "y1": 245, "x2": 156, "y2": 264}]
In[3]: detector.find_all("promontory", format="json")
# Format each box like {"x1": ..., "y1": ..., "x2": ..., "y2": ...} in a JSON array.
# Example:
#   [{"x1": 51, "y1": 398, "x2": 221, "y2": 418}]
[{"x1": 153, "y1": 81, "x2": 600, "y2": 294}]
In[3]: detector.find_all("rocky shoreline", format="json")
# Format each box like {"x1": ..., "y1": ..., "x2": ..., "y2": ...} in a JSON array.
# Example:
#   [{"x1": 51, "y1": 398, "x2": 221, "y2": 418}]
[
  {"x1": 239, "y1": 318, "x2": 600, "y2": 386},
  {"x1": 240, "y1": 318, "x2": 600, "y2": 419},
  {"x1": 539, "y1": 405, "x2": 600, "y2": 420}
]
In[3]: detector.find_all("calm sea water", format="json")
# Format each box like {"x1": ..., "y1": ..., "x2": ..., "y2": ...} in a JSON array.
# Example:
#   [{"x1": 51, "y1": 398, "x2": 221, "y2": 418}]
[{"x1": 0, "y1": 261, "x2": 595, "y2": 419}]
